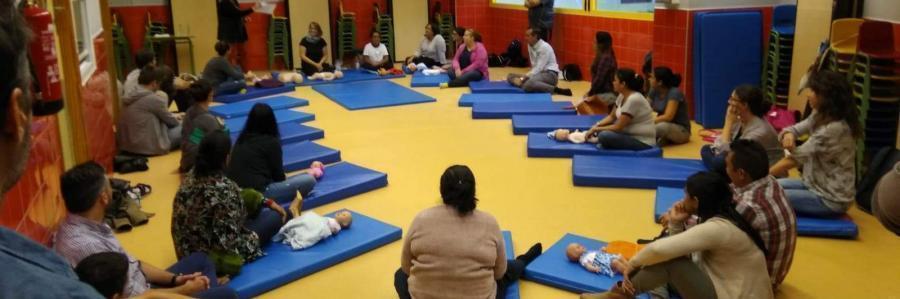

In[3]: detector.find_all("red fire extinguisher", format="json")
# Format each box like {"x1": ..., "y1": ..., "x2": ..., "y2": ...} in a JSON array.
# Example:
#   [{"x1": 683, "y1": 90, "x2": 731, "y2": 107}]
[{"x1": 23, "y1": 1, "x2": 64, "y2": 116}]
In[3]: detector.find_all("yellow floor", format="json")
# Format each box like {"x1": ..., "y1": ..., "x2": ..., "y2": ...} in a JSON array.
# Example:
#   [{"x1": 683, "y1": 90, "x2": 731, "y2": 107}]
[{"x1": 116, "y1": 68, "x2": 900, "y2": 298}]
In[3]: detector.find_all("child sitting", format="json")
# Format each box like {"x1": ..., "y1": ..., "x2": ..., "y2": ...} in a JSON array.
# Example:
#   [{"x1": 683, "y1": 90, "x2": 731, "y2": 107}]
[
  {"x1": 273, "y1": 210, "x2": 353, "y2": 250},
  {"x1": 566, "y1": 243, "x2": 625, "y2": 278}
]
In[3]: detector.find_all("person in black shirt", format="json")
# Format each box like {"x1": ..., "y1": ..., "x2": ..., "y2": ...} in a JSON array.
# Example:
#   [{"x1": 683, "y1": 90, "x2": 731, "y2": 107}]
[
  {"x1": 226, "y1": 104, "x2": 321, "y2": 216},
  {"x1": 298, "y1": 22, "x2": 335, "y2": 76},
  {"x1": 216, "y1": 0, "x2": 257, "y2": 66}
]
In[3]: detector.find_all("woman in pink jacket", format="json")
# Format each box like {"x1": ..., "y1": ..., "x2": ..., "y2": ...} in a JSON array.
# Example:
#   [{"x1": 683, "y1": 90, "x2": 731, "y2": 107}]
[{"x1": 441, "y1": 29, "x2": 489, "y2": 88}]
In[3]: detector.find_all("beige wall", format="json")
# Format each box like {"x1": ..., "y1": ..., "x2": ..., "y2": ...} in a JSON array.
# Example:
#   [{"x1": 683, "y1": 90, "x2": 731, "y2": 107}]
[
  {"x1": 393, "y1": 0, "x2": 428, "y2": 61},
  {"x1": 787, "y1": 0, "x2": 832, "y2": 112},
  {"x1": 171, "y1": 0, "x2": 218, "y2": 73},
  {"x1": 289, "y1": 0, "x2": 331, "y2": 67}
]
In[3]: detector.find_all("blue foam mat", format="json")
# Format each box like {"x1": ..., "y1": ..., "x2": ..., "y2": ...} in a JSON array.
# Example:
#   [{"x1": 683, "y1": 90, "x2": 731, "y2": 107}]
[
  {"x1": 469, "y1": 80, "x2": 525, "y2": 94},
  {"x1": 277, "y1": 162, "x2": 388, "y2": 210},
  {"x1": 225, "y1": 109, "x2": 314, "y2": 133},
  {"x1": 512, "y1": 115, "x2": 606, "y2": 135},
  {"x1": 282, "y1": 141, "x2": 341, "y2": 173},
  {"x1": 458, "y1": 93, "x2": 552, "y2": 107},
  {"x1": 228, "y1": 210, "x2": 402, "y2": 298},
  {"x1": 655, "y1": 187, "x2": 859, "y2": 238},
  {"x1": 524, "y1": 234, "x2": 647, "y2": 297},
  {"x1": 214, "y1": 84, "x2": 296, "y2": 104},
  {"x1": 230, "y1": 123, "x2": 323, "y2": 145},
  {"x1": 503, "y1": 231, "x2": 520, "y2": 299},
  {"x1": 692, "y1": 11, "x2": 761, "y2": 127},
  {"x1": 313, "y1": 80, "x2": 436, "y2": 110},
  {"x1": 210, "y1": 95, "x2": 309, "y2": 119},
  {"x1": 473, "y1": 101, "x2": 575, "y2": 119},
  {"x1": 527, "y1": 133, "x2": 663, "y2": 158},
  {"x1": 573, "y1": 155, "x2": 706, "y2": 189},
  {"x1": 410, "y1": 71, "x2": 450, "y2": 87},
  {"x1": 300, "y1": 69, "x2": 405, "y2": 86}
]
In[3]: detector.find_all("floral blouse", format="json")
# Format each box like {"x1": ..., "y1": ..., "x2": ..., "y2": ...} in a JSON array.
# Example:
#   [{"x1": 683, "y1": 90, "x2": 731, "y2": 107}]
[{"x1": 171, "y1": 173, "x2": 263, "y2": 261}]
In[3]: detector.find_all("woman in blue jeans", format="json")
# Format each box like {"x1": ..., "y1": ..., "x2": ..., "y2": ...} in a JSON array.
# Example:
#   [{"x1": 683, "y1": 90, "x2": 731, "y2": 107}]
[
  {"x1": 583, "y1": 68, "x2": 657, "y2": 150},
  {"x1": 226, "y1": 104, "x2": 321, "y2": 217},
  {"x1": 769, "y1": 70, "x2": 862, "y2": 218}
]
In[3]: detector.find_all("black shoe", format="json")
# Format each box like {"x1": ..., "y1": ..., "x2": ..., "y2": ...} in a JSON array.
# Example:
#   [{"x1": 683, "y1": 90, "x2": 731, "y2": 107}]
[
  {"x1": 516, "y1": 243, "x2": 543, "y2": 265},
  {"x1": 555, "y1": 88, "x2": 573, "y2": 96}
]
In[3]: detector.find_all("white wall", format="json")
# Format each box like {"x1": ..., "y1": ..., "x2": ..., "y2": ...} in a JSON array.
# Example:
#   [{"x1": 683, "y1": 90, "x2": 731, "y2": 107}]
[
  {"x1": 863, "y1": 0, "x2": 900, "y2": 22},
  {"x1": 394, "y1": 0, "x2": 428, "y2": 60}
]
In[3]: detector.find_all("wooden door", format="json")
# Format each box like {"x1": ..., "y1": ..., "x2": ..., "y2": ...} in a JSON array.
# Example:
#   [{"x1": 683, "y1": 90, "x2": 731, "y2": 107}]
[{"x1": 170, "y1": 0, "x2": 218, "y2": 74}]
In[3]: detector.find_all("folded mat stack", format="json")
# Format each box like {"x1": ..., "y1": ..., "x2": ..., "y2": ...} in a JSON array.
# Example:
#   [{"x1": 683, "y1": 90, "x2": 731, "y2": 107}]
[
  {"x1": 513, "y1": 115, "x2": 605, "y2": 135},
  {"x1": 225, "y1": 109, "x2": 314, "y2": 133},
  {"x1": 654, "y1": 186, "x2": 859, "y2": 238},
  {"x1": 410, "y1": 71, "x2": 450, "y2": 87},
  {"x1": 524, "y1": 233, "x2": 647, "y2": 298},
  {"x1": 527, "y1": 133, "x2": 662, "y2": 158},
  {"x1": 313, "y1": 80, "x2": 436, "y2": 110},
  {"x1": 214, "y1": 84, "x2": 297, "y2": 104},
  {"x1": 572, "y1": 155, "x2": 706, "y2": 188},
  {"x1": 276, "y1": 162, "x2": 388, "y2": 210},
  {"x1": 458, "y1": 93, "x2": 551, "y2": 107},
  {"x1": 469, "y1": 81, "x2": 525, "y2": 94},
  {"x1": 472, "y1": 101, "x2": 575, "y2": 119},
  {"x1": 227, "y1": 210, "x2": 402, "y2": 298},
  {"x1": 300, "y1": 69, "x2": 405, "y2": 86},
  {"x1": 210, "y1": 95, "x2": 309, "y2": 119}
]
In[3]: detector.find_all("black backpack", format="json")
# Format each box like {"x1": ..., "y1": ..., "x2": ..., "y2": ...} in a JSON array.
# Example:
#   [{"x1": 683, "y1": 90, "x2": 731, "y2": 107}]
[
  {"x1": 562, "y1": 64, "x2": 582, "y2": 81},
  {"x1": 857, "y1": 147, "x2": 900, "y2": 212},
  {"x1": 505, "y1": 39, "x2": 529, "y2": 67},
  {"x1": 488, "y1": 54, "x2": 505, "y2": 67}
]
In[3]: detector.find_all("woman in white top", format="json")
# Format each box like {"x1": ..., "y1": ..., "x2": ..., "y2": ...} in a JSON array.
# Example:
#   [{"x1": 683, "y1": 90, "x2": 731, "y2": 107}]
[
  {"x1": 582, "y1": 172, "x2": 773, "y2": 299},
  {"x1": 361, "y1": 31, "x2": 393, "y2": 72},
  {"x1": 404, "y1": 23, "x2": 446, "y2": 72},
  {"x1": 585, "y1": 68, "x2": 656, "y2": 150}
]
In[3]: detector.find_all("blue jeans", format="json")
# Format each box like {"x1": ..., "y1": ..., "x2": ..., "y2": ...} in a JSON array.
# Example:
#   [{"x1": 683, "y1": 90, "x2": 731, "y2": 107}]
[
  {"x1": 778, "y1": 178, "x2": 845, "y2": 217},
  {"x1": 245, "y1": 208, "x2": 293, "y2": 245},
  {"x1": 701, "y1": 145, "x2": 726, "y2": 174},
  {"x1": 165, "y1": 252, "x2": 238, "y2": 299},
  {"x1": 264, "y1": 173, "x2": 317, "y2": 205},
  {"x1": 214, "y1": 80, "x2": 247, "y2": 96},
  {"x1": 596, "y1": 131, "x2": 653, "y2": 150},
  {"x1": 448, "y1": 70, "x2": 484, "y2": 87}
]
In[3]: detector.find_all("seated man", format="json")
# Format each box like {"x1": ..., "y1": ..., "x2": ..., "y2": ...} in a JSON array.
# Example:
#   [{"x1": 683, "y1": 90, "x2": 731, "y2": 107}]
[
  {"x1": 54, "y1": 162, "x2": 237, "y2": 299},
  {"x1": 506, "y1": 27, "x2": 571, "y2": 96},
  {"x1": 117, "y1": 66, "x2": 182, "y2": 156},
  {"x1": 360, "y1": 31, "x2": 395, "y2": 75},
  {"x1": 202, "y1": 41, "x2": 253, "y2": 96},
  {"x1": 123, "y1": 49, "x2": 194, "y2": 112},
  {"x1": 76, "y1": 252, "x2": 193, "y2": 299}
]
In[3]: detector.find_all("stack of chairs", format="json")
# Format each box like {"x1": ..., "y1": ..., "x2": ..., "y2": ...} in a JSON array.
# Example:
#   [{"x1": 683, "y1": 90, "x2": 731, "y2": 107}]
[
  {"x1": 374, "y1": 3, "x2": 395, "y2": 60},
  {"x1": 111, "y1": 14, "x2": 131, "y2": 81},
  {"x1": 824, "y1": 18, "x2": 864, "y2": 73},
  {"x1": 268, "y1": 16, "x2": 291, "y2": 69},
  {"x1": 438, "y1": 13, "x2": 455, "y2": 56},
  {"x1": 762, "y1": 5, "x2": 796, "y2": 107},
  {"x1": 337, "y1": 1, "x2": 357, "y2": 60},
  {"x1": 850, "y1": 20, "x2": 899, "y2": 155}
]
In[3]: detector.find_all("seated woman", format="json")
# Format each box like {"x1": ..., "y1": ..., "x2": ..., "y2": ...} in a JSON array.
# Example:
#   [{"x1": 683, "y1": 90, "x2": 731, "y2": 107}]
[
  {"x1": 226, "y1": 103, "x2": 322, "y2": 216},
  {"x1": 647, "y1": 67, "x2": 691, "y2": 146},
  {"x1": 201, "y1": 41, "x2": 254, "y2": 95},
  {"x1": 576, "y1": 31, "x2": 617, "y2": 116},
  {"x1": 179, "y1": 80, "x2": 224, "y2": 173},
  {"x1": 770, "y1": 70, "x2": 861, "y2": 218},
  {"x1": 172, "y1": 130, "x2": 289, "y2": 264},
  {"x1": 439, "y1": 29, "x2": 488, "y2": 89},
  {"x1": 701, "y1": 85, "x2": 783, "y2": 174},
  {"x1": 405, "y1": 23, "x2": 446, "y2": 72},
  {"x1": 447, "y1": 27, "x2": 466, "y2": 62},
  {"x1": 298, "y1": 21, "x2": 336, "y2": 77},
  {"x1": 571, "y1": 69, "x2": 655, "y2": 150},
  {"x1": 582, "y1": 172, "x2": 773, "y2": 299},
  {"x1": 361, "y1": 31, "x2": 394, "y2": 75},
  {"x1": 395, "y1": 165, "x2": 542, "y2": 299}
]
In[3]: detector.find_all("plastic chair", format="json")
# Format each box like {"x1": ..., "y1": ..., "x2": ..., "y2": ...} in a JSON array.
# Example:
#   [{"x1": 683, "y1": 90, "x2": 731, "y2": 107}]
[
  {"x1": 830, "y1": 18, "x2": 865, "y2": 55},
  {"x1": 268, "y1": 17, "x2": 291, "y2": 69}
]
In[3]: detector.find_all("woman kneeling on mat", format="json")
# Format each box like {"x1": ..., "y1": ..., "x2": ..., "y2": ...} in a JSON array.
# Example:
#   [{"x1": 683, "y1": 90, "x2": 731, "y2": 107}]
[
  {"x1": 172, "y1": 130, "x2": 290, "y2": 263},
  {"x1": 647, "y1": 67, "x2": 691, "y2": 146},
  {"x1": 701, "y1": 85, "x2": 783, "y2": 174},
  {"x1": 582, "y1": 172, "x2": 773, "y2": 299},
  {"x1": 554, "y1": 69, "x2": 656, "y2": 150},
  {"x1": 395, "y1": 165, "x2": 542, "y2": 299},
  {"x1": 226, "y1": 103, "x2": 323, "y2": 217},
  {"x1": 440, "y1": 29, "x2": 488, "y2": 89},
  {"x1": 361, "y1": 31, "x2": 395, "y2": 75},
  {"x1": 404, "y1": 23, "x2": 447, "y2": 72},
  {"x1": 201, "y1": 41, "x2": 256, "y2": 96},
  {"x1": 770, "y1": 70, "x2": 861, "y2": 218},
  {"x1": 299, "y1": 21, "x2": 336, "y2": 76}
]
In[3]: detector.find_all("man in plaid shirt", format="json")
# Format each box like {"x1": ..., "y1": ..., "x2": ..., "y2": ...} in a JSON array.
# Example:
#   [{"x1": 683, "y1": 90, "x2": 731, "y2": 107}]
[{"x1": 726, "y1": 139, "x2": 798, "y2": 288}]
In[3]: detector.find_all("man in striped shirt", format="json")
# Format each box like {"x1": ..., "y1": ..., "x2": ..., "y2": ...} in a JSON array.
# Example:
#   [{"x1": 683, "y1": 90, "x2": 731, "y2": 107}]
[{"x1": 726, "y1": 139, "x2": 798, "y2": 288}]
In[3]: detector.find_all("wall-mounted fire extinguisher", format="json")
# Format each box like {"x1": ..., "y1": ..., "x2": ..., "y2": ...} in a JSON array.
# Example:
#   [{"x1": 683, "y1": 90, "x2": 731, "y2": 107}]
[{"x1": 23, "y1": 0, "x2": 64, "y2": 116}]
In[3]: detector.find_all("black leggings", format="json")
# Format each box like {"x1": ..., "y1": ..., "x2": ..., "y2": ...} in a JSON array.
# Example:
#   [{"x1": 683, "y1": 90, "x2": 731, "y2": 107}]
[
  {"x1": 300, "y1": 62, "x2": 336, "y2": 76},
  {"x1": 394, "y1": 259, "x2": 525, "y2": 299},
  {"x1": 361, "y1": 58, "x2": 394, "y2": 71},
  {"x1": 410, "y1": 56, "x2": 441, "y2": 68}
]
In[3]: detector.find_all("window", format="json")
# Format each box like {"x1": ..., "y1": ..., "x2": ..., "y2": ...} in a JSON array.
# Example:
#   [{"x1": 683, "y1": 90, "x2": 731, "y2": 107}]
[
  {"x1": 72, "y1": 0, "x2": 90, "y2": 63},
  {"x1": 593, "y1": 0, "x2": 655, "y2": 14},
  {"x1": 492, "y1": 0, "x2": 586, "y2": 10}
]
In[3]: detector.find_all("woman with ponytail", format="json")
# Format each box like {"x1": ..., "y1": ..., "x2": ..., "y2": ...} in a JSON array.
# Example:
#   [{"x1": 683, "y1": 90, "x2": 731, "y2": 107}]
[
  {"x1": 648, "y1": 66, "x2": 691, "y2": 145},
  {"x1": 581, "y1": 172, "x2": 773, "y2": 299},
  {"x1": 583, "y1": 68, "x2": 657, "y2": 150},
  {"x1": 396, "y1": 165, "x2": 542, "y2": 299}
]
